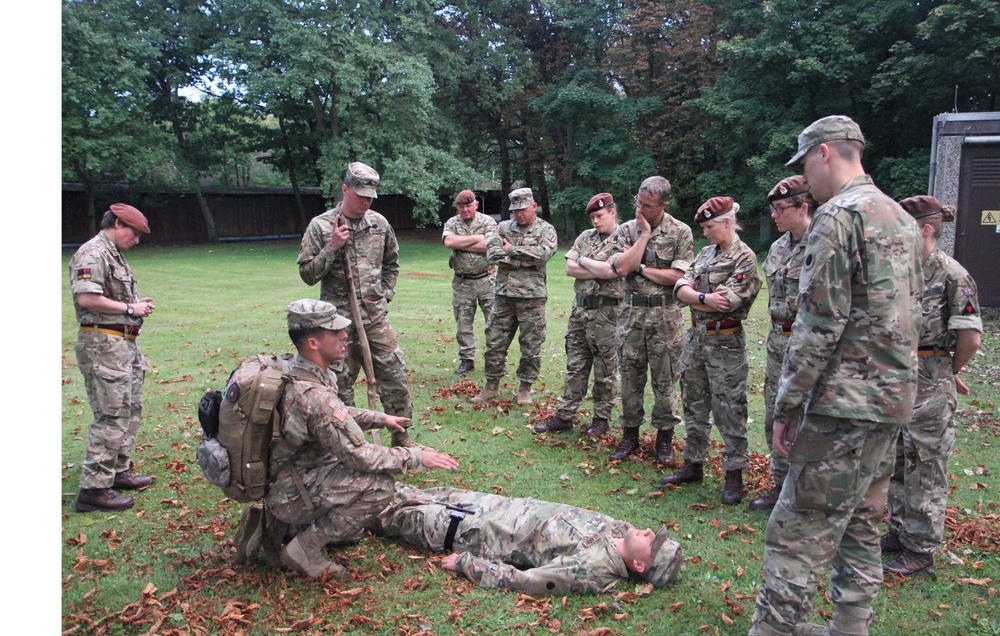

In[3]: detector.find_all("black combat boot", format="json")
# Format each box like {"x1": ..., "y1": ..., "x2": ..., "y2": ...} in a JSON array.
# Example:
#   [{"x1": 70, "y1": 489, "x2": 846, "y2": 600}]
[
  {"x1": 584, "y1": 417, "x2": 609, "y2": 438},
  {"x1": 883, "y1": 548, "x2": 935, "y2": 578},
  {"x1": 748, "y1": 485, "x2": 781, "y2": 512},
  {"x1": 76, "y1": 488, "x2": 134, "y2": 512},
  {"x1": 661, "y1": 461, "x2": 704, "y2": 486},
  {"x1": 608, "y1": 427, "x2": 640, "y2": 462},
  {"x1": 722, "y1": 469, "x2": 744, "y2": 505},
  {"x1": 454, "y1": 359, "x2": 475, "y2": 375},
  {"x1": 655, "y1": 429, "x2": 676, "y2": 464},
  {"x1": 113, "y1": 470, "x2": 154, "y2": 490},
  {"x1": 532, "y1": 415, "x2": 573, "y2": 434}
]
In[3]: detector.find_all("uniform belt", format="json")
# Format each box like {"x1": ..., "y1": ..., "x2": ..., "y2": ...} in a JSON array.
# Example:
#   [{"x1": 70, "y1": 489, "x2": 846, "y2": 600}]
[
  {"x1": 627, "y1": 293, "x2": 669, "y2": 307},
  {"x1": 443, "y1": 504, "x2": 476, "y2": 551},
  {"x1": 79, "y1": 324, "x2": 141, "y2": 340},
  {"x1": 455, "y1": 271, "x2": 490, "y2": 280},
  {"x1": 917, "y1": 346, "x2": 950, "y2": 357},
  {"x1": 772, "y1": 320, "x2": 794, "y2": 336},
  {"x1": 693, "y1": 319, "x2": 741, "y2": 335},
  {"x1": 575, "y1": 295, "x2": 621, "y2": 310}
]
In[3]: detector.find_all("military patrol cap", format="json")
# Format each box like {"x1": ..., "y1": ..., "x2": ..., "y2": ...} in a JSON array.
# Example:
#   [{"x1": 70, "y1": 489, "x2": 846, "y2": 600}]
[
  {"x1": 109, "y1": 203, "x2": 150, "y2": 234},
  {"x1": 899, "y1": 195, "x2": 943, "y2": 220},
  {"x1": 454, "y1": 189, "x2": 477, "y2": 205},
  {"x1": 346, "y1": 161, "x2": 380, "y2": 198},
  {"x1": 694, "y1": 196, "x2": 737, "y2": 224},
  {"x1": 644, "y1": 525, "x2": 682, "y2": 588},
  {"x1": 585, "y1": 193, "x2": 615, "y2": 214},
  {"x1": 508, "y1": 187, "x2": 535, "y2": 211},
  {"x1": 287, "y1": 299, "x2": 352, "y2": 331},
  {"x1": 786, "y1": 115, "x2": 866, "y2": 170},
  {"x1": 767, "y1": 175, "x2": 810, "y2": 203}
]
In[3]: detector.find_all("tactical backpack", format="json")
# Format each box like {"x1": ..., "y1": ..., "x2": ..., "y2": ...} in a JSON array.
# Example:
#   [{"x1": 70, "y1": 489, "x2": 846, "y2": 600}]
[{"x1": 197, "y1": 353, "x2": 294, "y2": 502}]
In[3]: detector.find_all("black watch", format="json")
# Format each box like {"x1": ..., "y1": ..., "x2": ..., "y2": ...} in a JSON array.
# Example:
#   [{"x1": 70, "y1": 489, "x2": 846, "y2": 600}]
[
  {"x1": 125, "y1": 304, "x2": 135, "y2": 316},
  {"x1": 698, "y1": 293, "x2": 705, "y2": 304}
]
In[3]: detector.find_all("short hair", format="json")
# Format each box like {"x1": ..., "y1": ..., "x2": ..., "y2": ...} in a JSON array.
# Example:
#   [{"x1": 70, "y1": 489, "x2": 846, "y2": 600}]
[
  {"x1": 100, "y1": 209, "x2": 119, "y2": 229},
  {"x1": 828, "y1": 139, "x2": 865, "y2": 163},
  {"x1": 289, "y1": 326, "x2": 331, "y2": 350},
  {"x1": 639, "y1": 176, "x2": 671, "y2": 204}
]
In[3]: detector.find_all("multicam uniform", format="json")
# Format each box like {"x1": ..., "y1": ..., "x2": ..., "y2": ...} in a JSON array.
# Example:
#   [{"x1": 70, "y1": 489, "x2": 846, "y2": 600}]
[
  {"x1": 676, "y1": 238, "x2": 761, "y2": 471},
  {"x1": 443, "y1": 212, "x2": 497, "y2": 362},
  {"x1": 753, "y1": 175, "x2": 922, "y2": 633},
  {"x1": 610, "y1": 216, "x2": 694, "y2": 434},
  {"x1": 377, "y1": 483, "x2": 680, "y2": 595},
  {"x1": 266, "y1": 355, "x2": 424, "y2": 544},
  {"x1": 70, "y1": 232, "x2": 149, "y2": 490},
  {"x1": 761, "y1": 232, "x2": 808, "y2": 487},
  {"x1": 556, "y1": 229, "x2": 624, "y2": 421},
  {"x1": 887, "y1": 249, "x2": 982, "y2": 553},
  {"x1": 482, "y1": 217, "x2": 558, "y2": 383},
  {"x1": 297, "y1": 205, "x2": 412, "y2": 419}
]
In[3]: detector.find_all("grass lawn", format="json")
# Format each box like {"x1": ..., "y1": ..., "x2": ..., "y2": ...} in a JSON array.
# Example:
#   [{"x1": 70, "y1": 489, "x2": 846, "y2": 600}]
[{"x1": 60, "y1": 234, "x2": 1000, "y2": 635}]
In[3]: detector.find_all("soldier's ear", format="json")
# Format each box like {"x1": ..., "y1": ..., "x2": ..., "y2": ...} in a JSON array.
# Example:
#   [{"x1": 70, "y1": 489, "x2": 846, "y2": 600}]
[{"x1": 630, "y1": 558, "x2": 648, "y2": 574}]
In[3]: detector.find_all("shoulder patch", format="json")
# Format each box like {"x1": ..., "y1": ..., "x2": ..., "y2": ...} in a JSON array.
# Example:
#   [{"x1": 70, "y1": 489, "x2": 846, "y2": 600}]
[
  {"x1": 963, "y1": 288, "x2": 974, "y2": 297},
  {"x1": 76, "y1": 268, "x2": 92, "y2": 280},
  {"x1": 805, "y1": 253, "x2": 814, "y2": 268},
  {"x1": 333, "y1": 403, "x2": 349, "y2": 422},
  {"x1": 963, "y1": 301, "x2": 977, "y2": 315}
]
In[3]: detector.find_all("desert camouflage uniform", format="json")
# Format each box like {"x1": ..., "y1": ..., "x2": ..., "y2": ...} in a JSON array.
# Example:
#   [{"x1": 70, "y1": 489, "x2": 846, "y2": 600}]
[
  {"x1": 556, "y1": 229, "x2": 624, "y2": 421},
  {"x1": 886, "y1": 249, "x2": 982, "y2": 553},
  {"x1": 611, "y1": 216, "x2": 694, "y2": 433},
  {"x1": 70, "y1": 232, "x2": 149, "y2": 490},
  {"x1": 266, "y1": 355, "x2": 423, "y2": 544},
  {"x1": 761, "y1": 232, "x2": 808, "y2": 486},
  {"x1": 751, "y1": 175, "x2": 922, "y2": 634},
  {"x1": 297, "y1": 205, "x2": 412, "y2": 419},
  {"x1": 676, "y1": 238, "x2": 761, "y2": 471},
  {"x1": 443, "y1": 212, "x2": 497, "y2": 361},
  {"x1": 482, "y1": 217, "x2": 558, "y2": 383},
  {"x1": 377, "y1": 483, "x2": 680, "y2": 595}
]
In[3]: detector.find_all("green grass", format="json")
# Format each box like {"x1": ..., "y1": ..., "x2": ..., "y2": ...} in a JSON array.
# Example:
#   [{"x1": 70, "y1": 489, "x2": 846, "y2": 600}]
[{"x1": 60, "y1": 235, "x2": 1000, "y2": 634}]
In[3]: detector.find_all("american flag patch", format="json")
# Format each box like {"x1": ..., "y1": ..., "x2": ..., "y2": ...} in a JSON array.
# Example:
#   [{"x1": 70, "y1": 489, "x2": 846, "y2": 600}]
[
  {"x1": 333, "y1": 403, "x2": 348, "y2": 422},
  {"x1": 77, "y1": 268, "x2": 92, "y2": 280}
]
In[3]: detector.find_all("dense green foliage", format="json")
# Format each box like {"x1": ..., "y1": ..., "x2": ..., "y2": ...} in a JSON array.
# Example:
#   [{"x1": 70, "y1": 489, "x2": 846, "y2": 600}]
[{"x1": 63, "y1": 0, "x2": 999, "y2": 235}]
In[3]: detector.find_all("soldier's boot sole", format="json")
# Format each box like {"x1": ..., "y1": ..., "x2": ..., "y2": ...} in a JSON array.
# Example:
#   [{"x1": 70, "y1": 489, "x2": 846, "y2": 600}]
[{"x1": 234, "y1": 506, "x2": 263, "y2": 564}]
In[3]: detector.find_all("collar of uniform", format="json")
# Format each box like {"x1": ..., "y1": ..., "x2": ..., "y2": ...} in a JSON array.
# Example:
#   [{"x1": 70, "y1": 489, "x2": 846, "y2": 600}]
[
  {"x1": 98, "y1": 230, "x2": 125, "y2": 261},
  {"x1": 335, "y1": 204, "x2": 374, "y2": 231},
  {"x1": 290, "y1": 354, "x2": 336, "y2": 387},
  {"x1": 833, "y1": 174, "x2": 875, "y2": 199}
]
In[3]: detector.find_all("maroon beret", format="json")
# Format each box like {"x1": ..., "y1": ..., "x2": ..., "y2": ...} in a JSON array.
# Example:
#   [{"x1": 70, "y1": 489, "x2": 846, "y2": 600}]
[
  {"x1": 454, "y1": 189, "x2": 477, "y2": 205},
  {"x1": 694, "y1": 196, "x2": 734, "y2": 224},
  {"x1": 585, "y1": 193, "x2": 615, "y2": 214},
  {"x1": 767, "y1": 175, "x2": 810, "y2": 203},
  {"x1": 899, "y1": 195, "x2": 943, "y2": 220},
  {"x1": 110, "y1": 203, "x2": 150, "y2": 234}
]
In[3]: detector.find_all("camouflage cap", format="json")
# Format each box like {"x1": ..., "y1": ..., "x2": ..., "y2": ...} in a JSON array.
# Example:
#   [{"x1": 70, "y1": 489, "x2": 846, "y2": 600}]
[
  {"x1": 694, "y1": 196, "x2": 738, "y2": 224},
  {"x1": 454, "y1": 189, "x2": 477, "y2": 205},
  {"x1": 346, "y1": 161, "x2": 380, "y2": 198},
  {"x1": 585, "y1": 192, "x2": 615, "y2": 214},
  {"x1": 110, "y1": 203, "x2": 150, "y2": 234},
  {"x1": 786, "y1": 115, "x2": 866, "y2": 170},
  {"x1": 508, "y1": 187, "x2": 535, "y2": 211},
  {"x1": 287, "y1": 299, "x2": 352, "y2": 331},
  {"x1": 643, "y1": 525, "x2": 682, "y2": 588},
  {"x1": 767, "y1": 175, "x2": 810, "y2": 203},
  {"x1": 899, "y1": 195, "x2": 943, "y2": 220}
]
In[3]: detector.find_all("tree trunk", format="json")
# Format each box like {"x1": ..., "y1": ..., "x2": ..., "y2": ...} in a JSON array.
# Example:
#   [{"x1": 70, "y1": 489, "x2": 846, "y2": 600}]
[
  {"x1": 498, "y1": 131, "x2": 512, "y2": 221},
  {"x1": 279, "y1": 114, "x2": 307, "y2": 230}
]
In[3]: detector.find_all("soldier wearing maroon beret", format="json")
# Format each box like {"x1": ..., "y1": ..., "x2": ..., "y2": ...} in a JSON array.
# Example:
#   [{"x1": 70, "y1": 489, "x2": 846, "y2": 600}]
[{"x1": 69, "y1": 204, "x2": 157, "y2": 513}]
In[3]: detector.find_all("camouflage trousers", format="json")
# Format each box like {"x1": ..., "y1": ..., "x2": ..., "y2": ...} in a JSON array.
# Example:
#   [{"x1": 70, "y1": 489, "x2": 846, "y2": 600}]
[
  {"x1": 335, "y1": 312, "x2": 413, "y2": 419},
  {"x1": 483, "y1": 295, "x2": 547, "y2": 383},
  {"x1": 886, "y1": 356, "x2": 957, "y2": 553},
  {"x1": 267, "y1": 465, "x2": 395, "y2": 545},
  {"x1": 74, "y1": 330, "x2": 147, "y2": 489},
  {"x1": 750, "y1": 414, "x2": 900, "y2": 634},
  {"x1": 618, "y1": 306, "x2": 684, "y2": 431},
  {"x1": 555, "y1": 304, "x2": 622, "y2": 421},
  {"x1": 452, "y1": 273, "x2": 495, "y2": 362},
  {"x1": 679, "y1": 327, "x2": 749, "y2": 471},
  {"x1": 763, "y1": 327, "x2": 792, "y2": 485}
]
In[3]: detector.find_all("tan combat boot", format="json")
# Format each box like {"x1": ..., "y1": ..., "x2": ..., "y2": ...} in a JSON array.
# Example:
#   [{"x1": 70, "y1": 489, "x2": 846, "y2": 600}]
[
  {"x1": 390, "y1": 428, "x2": 421, "y2": 448},
  {"x1": 233, "y1": 506, "x2": 263, "y2": 564},
  {"x1": 516, "y1": 381, "x2": 533, "y2": 405},
  {"x1": 280, "y1": 527, "x2": 345, "y2": 579},
  {"x1": 471, "y1": 379, "x2": 500, "y2": 404}
]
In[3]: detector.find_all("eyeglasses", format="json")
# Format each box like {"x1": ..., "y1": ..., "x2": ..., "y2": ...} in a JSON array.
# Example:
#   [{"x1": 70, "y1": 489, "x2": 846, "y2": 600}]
[
  {"x1": 633, "y1": 196, "x2": 664, "y2": 211},
  {"x1": 769, "y1": 203, "x2": 799, "y2": 215}
]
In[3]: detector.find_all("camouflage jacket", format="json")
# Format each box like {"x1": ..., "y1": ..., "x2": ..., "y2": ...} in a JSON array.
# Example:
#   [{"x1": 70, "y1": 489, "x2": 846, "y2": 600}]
[
  {"x1": 443, "y1": 212, "x2": 497, "y2": 276},
  {"x1": 678, "y1": 237, "x2": 761, "y2": 324},
  {"x1": 918, "y1": 248, "x2": 982, "y2": 350},
  {"x1": 565, "y1": 228, "x2": 624, "y2": 300},
  {"x1": 611, "y1": 214, "x2": 694, "y2": 298},
  {"x1": 69, "y1": 231, "x2": 144, "y2": 328},
  {"x1": 266, "y1": 355, "x2": 421, "y2": 509},
  {"x1": 762, "y1": 231, "x2": 808, "y2": 324},
  {"x1": 775, "y1": 175, "x2": 923, "y2": 424},
  {"x1": 297, "y1": 205, "x2": 400, "y2": 322},
  {"x1": 486, "y1": 217, "x2": 558, "y2": 298}
]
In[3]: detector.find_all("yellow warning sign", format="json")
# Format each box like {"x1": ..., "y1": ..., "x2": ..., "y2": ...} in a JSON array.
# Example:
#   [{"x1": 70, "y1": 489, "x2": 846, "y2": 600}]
[{"x1": 983, "y1": 210, "x2": 1000, "y2": 225}]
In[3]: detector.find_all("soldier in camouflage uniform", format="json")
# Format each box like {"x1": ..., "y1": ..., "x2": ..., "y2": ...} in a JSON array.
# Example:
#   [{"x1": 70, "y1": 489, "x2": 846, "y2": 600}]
[
  {"x1": 749, "y1": 116, "x2": 923, "y2": 636},
  {"x1": 583, "y1": 177, "x2": 694, "y2": 464},
  {"x1": 442, "y1": 190, "x2": 497, "y2": 375},
  {"x1": 533, "y1": 193, "x2": 623, "y2": 437},
  {"x1": 256, "y1": 300, "x2": 459, "y2": 579},
  {"x1": 472, "y1": 187, "x2": 558, "y2": 406},
  {"x1": 375, "y1": 482, "x2": 683, "y2": 595},
  {"x1": 750, "y1": 176, "x2": 816, "y2": 512},
  {"x1": 881, "y1": 195, "x2": 982, "y2": 578},
  {"x1": 70, "y1": 204, "x2": 156, "y2": 513},
  {"x1": 297, "y1": 162, "x2": 417, "y2": 448},
  {"x1": 665, "y1": 197, "x2": 761, "y2": 505}
]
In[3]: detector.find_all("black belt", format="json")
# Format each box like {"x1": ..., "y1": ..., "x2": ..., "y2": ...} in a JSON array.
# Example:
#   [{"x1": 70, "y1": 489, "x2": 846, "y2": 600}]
[
  {"x1": 627, "y1": 293, "x2": 669, "y2": 307},
  {"x1": 455, "y1": 271, "x2": 491, "y2": 280},
  {"x1": 575, "y1": 295, "x2": 621, "y2": 310},
  {"x1": 443, "y1": 504, "x2": 475, "y2": 551}
]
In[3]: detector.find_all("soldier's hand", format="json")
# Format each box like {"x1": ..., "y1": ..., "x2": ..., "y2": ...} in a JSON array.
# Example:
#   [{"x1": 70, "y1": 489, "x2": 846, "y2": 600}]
[
  {"x1": 422, "y1": 450, "x2": 460, "y2": 470},
  {"x1": 773, "y1": 415, "x2": 799, "y2": 457},
  {"x1": 384, "y1": 415, "x2": 410, "y2": 433},
  {"x1": 132, "y1": 299, "x2": 155, "y2": 317},
  {"x1": 704, "y1": 291, "x2": 732, "y2": 312},
  {"x1": 329, "y1": 214, "x2": 350, "y2": 251},
  {"x1": 440, "y1": 553, "x2": 461, "y2": 571},
  {"x1": 636, "y1": 209, "x2": 651, "y2": 235},
  {"x1": 955, "y1": 374, "x2": 970, "y2": 396}
]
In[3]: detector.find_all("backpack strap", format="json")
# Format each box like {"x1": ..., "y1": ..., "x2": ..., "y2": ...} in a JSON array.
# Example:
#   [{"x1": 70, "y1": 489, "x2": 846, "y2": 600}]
[{"x1": 275, "y1": 377, "x2": 316, "y2": 512}]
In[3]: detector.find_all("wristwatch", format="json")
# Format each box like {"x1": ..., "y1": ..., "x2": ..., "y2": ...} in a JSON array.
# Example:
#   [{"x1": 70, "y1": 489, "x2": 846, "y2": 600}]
[
  {"x1": 577, "y1": 254, "x2": 584, "y2": 265},
  {"x1": 125, "y1": 304, "x2": 135, "y2": 316},
  {"x1": 639, "y1": 264, "x2": 647, "y2": 274},
  {"x1": 698, "y1": 293, "x2": 706, "y2": 304}
]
